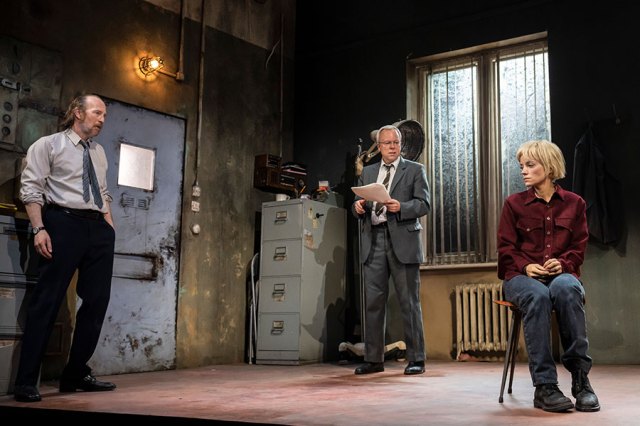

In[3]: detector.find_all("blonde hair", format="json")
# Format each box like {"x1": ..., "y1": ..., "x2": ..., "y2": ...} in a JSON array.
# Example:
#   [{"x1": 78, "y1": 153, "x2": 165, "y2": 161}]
[{"x1": 516, "y1": 140, "x2": 566, "y2": 181}]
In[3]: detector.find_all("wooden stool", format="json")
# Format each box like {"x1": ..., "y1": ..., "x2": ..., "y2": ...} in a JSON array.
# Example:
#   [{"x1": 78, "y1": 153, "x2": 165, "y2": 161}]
[{"x1": 493, "y1": 300, "x2": 522, "y2": 403}]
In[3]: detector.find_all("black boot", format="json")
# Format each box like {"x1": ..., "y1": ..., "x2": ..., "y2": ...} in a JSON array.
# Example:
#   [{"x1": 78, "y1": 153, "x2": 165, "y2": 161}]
[
  {"x1": 533, "y1": 384, "x2": 574, "y2": 412},
  {"x1": 571, "y1": 370, "x2": 600, "y2": 412}
]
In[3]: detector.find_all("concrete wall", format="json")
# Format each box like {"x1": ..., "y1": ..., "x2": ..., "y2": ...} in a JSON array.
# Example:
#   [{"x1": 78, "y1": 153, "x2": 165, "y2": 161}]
[{"x1": 1, "y1": 0, "x2": 296, "y2": 368}]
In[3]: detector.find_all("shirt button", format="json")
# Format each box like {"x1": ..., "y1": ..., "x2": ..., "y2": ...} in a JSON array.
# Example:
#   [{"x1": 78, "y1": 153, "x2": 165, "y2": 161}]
[
  {"x1": 547, "y1": 231, "x2": 551, "y2": 235},
  {"x1": 526, "y1": 228, "x2": 530, "y2": 232},
  {"x1": 547, "y1": 244, "x2": 551, "y2": 248},
  {"x1": 546, "y1": 217, "x2": 551, "y2": 220},
  {"x1": 545, "y1": 255, "x2": 549, "y2": 258}
]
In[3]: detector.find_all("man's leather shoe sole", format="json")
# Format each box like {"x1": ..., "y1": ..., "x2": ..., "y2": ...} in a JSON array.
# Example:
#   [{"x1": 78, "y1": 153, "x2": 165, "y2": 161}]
[
  {"x1": 404, "y1": 361, "x2": 425, "y2": 375},
  {"x1": 60, "y1": 375, "x2": 116, "y2": 392},
  {"x1": 354, "y1": 362, "x2": 384, "y2": 375},
  {"x1": 13, "y1": 385, "x2": 41, "y2": 402}
]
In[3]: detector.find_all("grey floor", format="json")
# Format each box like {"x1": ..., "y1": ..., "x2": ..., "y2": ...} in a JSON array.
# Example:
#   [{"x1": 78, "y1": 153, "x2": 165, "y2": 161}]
[{"x1": 0, "y1": 360, "x2": 637, "y2": 425}]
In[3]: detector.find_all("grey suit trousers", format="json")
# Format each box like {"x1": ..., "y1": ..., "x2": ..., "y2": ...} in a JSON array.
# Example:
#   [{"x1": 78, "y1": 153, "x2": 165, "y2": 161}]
[{"x1": 363, "y1": 225, "x2": 425, "y2": 363}]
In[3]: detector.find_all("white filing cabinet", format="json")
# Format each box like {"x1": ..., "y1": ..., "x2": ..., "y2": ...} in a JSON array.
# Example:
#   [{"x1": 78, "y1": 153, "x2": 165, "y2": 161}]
[{"x1": 256, "y1": 199, "x2": 346, "y2": 364}]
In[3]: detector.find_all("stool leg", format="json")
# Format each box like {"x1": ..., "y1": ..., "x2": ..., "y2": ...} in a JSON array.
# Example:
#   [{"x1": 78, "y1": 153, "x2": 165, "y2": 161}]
[
  {"x1": 507, "y1": 311, "x2": 522, "y2": 395},
  {"x1": 499, "y1": 312, "x2": 518, "y2": 403}
]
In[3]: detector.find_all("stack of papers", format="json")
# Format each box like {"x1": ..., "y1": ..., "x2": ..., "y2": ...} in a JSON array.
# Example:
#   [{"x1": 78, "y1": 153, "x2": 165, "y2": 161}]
[{"x1": 351, "y1": 183, "x2": 391, "y2": 203}]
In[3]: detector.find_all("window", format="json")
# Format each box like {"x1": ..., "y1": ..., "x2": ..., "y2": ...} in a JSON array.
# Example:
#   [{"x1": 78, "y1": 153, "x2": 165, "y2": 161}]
[{"x1": 407, "y1": 33, "x2": 551, "y2": 266}]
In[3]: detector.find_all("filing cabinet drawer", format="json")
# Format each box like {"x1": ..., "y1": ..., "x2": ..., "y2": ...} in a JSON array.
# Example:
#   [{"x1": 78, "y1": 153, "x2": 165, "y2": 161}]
[
  {"x1": 258, "y1": 276, "x2": 300, "y2": 313},
  {"x1": 260, "y1": 239, "x2": 302, "y2": 277},
  {"x1": 0, "y1": 338, "x2": 21, "y2": 395},
  {"x1": 0, "y1": 215, "x2": 37, "y2": 279},
  {"x1": 256, "y1": 313, "x2": 299, "y2": 351},
  {"x1": 261, "y1": 202, "x2": 302, "y2": 241},
  {"x1": 0, "y1": 283, "x2": 32, "y2": 336}
]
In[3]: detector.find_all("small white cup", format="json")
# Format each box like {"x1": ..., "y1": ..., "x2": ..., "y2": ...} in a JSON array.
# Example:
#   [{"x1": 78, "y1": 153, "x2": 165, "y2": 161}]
[{"x1": 275, "y1": 194, "x2": 290, "y2": 201}]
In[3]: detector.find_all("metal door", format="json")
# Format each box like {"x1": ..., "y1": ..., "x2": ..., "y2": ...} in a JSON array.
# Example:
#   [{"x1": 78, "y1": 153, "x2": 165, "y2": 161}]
[{"x1": 90, "y1": 99, "x2": 185, "y2": 374}]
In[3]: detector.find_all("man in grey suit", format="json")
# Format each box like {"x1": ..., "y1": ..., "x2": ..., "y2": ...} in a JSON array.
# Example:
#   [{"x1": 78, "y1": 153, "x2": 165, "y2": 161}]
[{"x1": 352, "y1": 124, "x2": 431, "y2": 375}]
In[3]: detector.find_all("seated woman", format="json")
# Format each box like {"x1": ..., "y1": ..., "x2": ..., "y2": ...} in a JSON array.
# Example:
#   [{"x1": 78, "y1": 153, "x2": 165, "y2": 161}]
[{"x1": 497, "y1": 140, "x2": 599, "y2": 413}]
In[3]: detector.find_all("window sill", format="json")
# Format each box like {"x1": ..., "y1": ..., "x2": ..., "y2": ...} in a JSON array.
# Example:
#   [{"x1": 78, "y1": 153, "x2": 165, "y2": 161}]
[{"x1": 420, "y1": 261, "x2": 497, "y2": 271}]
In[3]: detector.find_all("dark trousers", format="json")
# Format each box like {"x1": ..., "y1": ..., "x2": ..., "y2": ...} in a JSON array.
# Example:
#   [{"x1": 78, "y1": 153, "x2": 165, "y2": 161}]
[
  {"x1": 15, "y1": 207, "x2": 115, "y2": 386},
  {"x1": 362, "y1": 226, "x2": 425, "y2": 362},
  {"x1": 503, "y1": 273, "x2": 592, "y2": 386}
]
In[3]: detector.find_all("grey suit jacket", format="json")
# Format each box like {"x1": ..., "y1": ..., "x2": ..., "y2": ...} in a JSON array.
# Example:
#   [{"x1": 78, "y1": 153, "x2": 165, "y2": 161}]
[{"x1": 352, "y1": 157, "x2": 431, "y2": 264}]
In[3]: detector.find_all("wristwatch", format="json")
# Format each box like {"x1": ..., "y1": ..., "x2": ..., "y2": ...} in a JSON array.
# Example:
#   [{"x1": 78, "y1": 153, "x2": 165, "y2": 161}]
[{"x1": 32, "y1": 226, "x2": 45, "y2": 235}]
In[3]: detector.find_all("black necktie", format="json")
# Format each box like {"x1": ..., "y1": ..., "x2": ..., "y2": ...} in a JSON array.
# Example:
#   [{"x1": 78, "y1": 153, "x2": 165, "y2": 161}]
[
  {"x1": 375, "y1": 164, "x2": 393, "y2": 215},
  {"x1": 79, "y1": 140, "x2": 103, "y2": 209}
]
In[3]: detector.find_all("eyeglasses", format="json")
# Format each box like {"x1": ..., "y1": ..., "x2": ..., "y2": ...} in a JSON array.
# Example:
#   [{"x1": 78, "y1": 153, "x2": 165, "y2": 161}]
[{"x1": 379, "y1": 141, "x2": 400, "y2": 146}]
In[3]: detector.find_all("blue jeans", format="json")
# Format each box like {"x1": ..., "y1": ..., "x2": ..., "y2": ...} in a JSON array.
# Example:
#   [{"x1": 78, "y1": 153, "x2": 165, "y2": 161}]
[{"x1": 502, "y1": 273, "x2": 592, "y2": 386}]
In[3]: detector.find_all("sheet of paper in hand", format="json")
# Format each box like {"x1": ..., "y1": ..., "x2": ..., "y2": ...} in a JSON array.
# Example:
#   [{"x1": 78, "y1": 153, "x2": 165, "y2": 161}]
[{"x1": 351, "y1": 183, "x2": 391, "y2": 204}]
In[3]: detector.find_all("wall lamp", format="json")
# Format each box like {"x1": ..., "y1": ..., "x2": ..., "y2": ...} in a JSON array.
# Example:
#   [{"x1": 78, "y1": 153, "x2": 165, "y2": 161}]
[{"x1": 138, "y1": 55, "x2": 181, "y2": 79}]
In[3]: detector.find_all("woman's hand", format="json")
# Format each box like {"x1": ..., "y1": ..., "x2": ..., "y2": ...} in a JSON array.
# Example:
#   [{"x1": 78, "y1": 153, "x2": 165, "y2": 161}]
[
  {"x1": 543, "y1": 258, "x2": 562, "y2": 276},
  {"x1": 525, "y1": 263, "x2": 550, "y2": 281}
]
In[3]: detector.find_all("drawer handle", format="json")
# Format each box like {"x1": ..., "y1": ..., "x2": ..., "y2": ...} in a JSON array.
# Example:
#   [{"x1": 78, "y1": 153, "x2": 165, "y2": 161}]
[
  {"x1": 273, "y1": 246, "x2": 287, "y2": 261},
  {"x1": 271, "y1": 320, "x2": 285, "y2": 335},
  {"x1": 272, "y1": 283, "x2": 285, "y2": 301},
  {"x1": 274, "y1": 211, "x2": 288, "y2": 224}
]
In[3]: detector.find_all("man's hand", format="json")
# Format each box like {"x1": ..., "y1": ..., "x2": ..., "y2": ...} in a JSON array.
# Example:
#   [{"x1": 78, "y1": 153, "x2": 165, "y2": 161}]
[
  {"x1": 354, "y1": 199, "x2": 366, "y2": 215},
  {"x1": 34, "y1": 231, "x2": 53, "y2": 259},
  {"x1": 383, "y1": 198, "x2": 400, "y2": 213}
]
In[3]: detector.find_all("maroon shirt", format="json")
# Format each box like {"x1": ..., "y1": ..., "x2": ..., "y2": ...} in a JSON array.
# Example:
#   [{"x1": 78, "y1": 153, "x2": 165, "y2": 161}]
[{"x1": 497, "y1": 184, "x2": 589, "y2": 281}]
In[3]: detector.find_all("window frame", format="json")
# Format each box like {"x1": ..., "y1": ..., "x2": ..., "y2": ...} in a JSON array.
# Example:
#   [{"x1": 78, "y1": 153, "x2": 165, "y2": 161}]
[{"x1": 406, "y1": 32, "x2": 549, "y2": 269}]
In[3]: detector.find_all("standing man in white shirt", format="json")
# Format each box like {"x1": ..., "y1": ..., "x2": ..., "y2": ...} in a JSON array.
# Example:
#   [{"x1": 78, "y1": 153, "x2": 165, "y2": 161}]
[{"x1": 14, "y1": 93, "x2": 117, "y2": 402}]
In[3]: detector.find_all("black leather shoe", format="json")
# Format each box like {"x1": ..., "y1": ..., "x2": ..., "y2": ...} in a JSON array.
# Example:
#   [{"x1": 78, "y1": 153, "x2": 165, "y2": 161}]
[
  {"x1": 533, "y1": 384, "x2": 574, "y2": 412},
  {"x1": 404, "y1": 361, "x2": 425, "y2": 375},
  {"x1": 572, "y1": 370, "x2": 600, "y2": 412},
  {"x1": 13, "y1": 385, "x2": 41, "y2": 402},
  {"x1": 59, "y1": 374, "x2": 116, "y2": 392},
  {"x1": 354, "y1": 362, "x2": 384, "y2": 375}
]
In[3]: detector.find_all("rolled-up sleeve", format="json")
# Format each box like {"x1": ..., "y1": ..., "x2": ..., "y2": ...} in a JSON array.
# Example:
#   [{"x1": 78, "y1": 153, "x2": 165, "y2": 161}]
[{"x1": 19, "y1": 138, "x2": 51, "y2": 206}]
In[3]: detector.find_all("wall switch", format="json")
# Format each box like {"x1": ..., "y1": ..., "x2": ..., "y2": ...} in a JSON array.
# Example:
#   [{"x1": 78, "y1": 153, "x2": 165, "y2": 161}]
[
  {"x1": 191, "y1": 200, "x2": 200, "y2": 212},
  {"x1": 192, "y1": 184, "x2": 201, "y2": 197}
]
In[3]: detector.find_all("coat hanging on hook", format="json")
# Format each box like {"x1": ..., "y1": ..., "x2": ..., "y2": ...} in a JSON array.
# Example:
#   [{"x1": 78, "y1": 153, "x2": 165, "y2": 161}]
[{"x1": 572, "y1": 126, "x2": 623, "y2": 246}]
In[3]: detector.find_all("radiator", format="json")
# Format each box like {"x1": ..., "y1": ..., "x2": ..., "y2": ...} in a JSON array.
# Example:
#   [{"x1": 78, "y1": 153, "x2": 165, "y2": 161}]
[{"x1": 455, "y1": 283, "x2": 511, "y2": 360}]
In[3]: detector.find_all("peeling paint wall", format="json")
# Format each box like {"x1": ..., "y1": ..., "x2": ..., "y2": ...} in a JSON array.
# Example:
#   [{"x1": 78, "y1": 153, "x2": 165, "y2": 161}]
[
  {"x1": 2, "y1": 0, "x2": 295, "y2": 369},
  {"x1": 146, "y1": 0, "x2": 296, "y2": 56}
]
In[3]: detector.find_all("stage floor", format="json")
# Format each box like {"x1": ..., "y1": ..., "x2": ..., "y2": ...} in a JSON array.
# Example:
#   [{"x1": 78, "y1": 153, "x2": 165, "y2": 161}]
[{"x1": 1, "y1": 360, "x2": 638, "y2": 425}]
